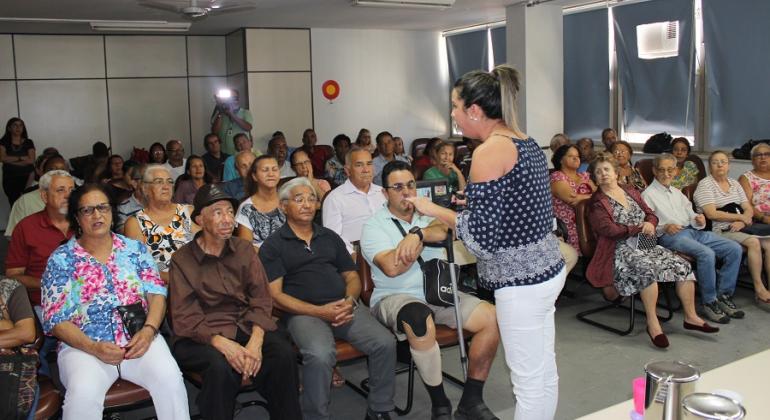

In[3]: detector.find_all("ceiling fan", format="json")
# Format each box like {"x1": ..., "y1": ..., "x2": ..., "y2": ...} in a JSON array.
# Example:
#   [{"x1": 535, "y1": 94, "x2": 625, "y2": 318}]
[{"x1": 137, "y1": 0, "x2": 257, "y2": 19}]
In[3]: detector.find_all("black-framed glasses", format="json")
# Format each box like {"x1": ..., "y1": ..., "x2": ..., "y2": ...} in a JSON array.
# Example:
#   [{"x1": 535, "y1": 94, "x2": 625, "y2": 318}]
[
  {"x1": 78, "y1": 203, "x2": 112, "y2": 217},
  {"x1": 384, "y1": 181, "x2": 417, "y2": 192}
]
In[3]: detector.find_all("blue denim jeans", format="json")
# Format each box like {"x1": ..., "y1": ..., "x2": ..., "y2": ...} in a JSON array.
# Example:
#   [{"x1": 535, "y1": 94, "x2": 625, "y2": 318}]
[{"x1": 658, "y1": 227, "x2": 743, "y2": 304}]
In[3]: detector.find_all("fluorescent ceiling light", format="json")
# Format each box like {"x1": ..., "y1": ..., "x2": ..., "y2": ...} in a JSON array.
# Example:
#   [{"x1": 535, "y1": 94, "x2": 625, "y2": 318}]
[
  {"x1": 90, "y1": 21, "x2": 191, "y2": 32},
  {"x1": 353, "y1": 0, "x2": 455, "y2": 10}
]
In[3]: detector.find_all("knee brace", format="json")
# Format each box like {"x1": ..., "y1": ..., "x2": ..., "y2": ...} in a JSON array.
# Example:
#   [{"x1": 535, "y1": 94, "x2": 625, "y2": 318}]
[{"x1": 396, "y1": 302, "x2": 434, "y2": 337}]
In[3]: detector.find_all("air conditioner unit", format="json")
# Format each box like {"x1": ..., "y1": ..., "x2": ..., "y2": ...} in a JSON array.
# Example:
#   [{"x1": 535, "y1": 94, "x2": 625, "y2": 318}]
[
  {"x1": 636, "y1": 20, "x2": 679, "y2": 60},
  {"x1": 353, "y1": 0, "x2": 455, "y2": 9}
]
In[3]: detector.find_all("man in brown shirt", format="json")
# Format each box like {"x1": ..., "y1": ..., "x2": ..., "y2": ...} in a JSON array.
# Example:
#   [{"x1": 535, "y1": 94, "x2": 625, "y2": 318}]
[{"x1": 169, "y1": 184, "x2": 301, "y2": 420}]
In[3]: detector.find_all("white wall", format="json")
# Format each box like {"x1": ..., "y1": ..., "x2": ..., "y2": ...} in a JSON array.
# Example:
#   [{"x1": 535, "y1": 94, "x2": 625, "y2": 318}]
[{"x1": 311, "y1": 28, "x2": 450, "y2": 149}]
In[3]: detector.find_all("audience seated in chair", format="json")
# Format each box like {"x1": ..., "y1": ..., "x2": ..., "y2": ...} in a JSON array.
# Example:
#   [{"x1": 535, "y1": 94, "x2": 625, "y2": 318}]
[
  {"x1": 586, "y1": 153, "x2": 718, "y2": 349},
  {"x1": 576, "y1": 137, "x2": 596, "y2": 173},
  {"x1": 169, "y1": 184, "x2": 301, "y2": 420},
  {"x1": 739, "y1": 142, "x2": 770, "y2": 226},
  {"x1": 5, "y1": 154, "x2": 70, "y2": 238},
  {"x1": 550, "y1": 144, "x2": 596, "y2": 256},
  {"x1": 163, "y1": 139, "x2": 186, "y2": 181},
  {"x1": 41, "y1": 183, "x2": 189, "y2": 420},
  {"x1": 695, "y1": 150, "x2": 770, "y2": 309},
  {"x1": 548, "y1": 133, "x2": 570, "y2": 154},
  {"x1": 300, "y1": 128, "x2": 333, "y2": 179},
  {"x1": 323, "y1": 148, "x2": 386, "y2": 257},
  {"x1": 148, "y1": 142, "x2": 167, "y2": 165},
  {"x1": 413, "y1": 137, "x2": 442, "y2": 180},
  {"x1": 259, "y1": 177, "x2": 397, "y2": 420},
  {"x1": 355, "y1": 128, "x2": 376, "y2": 155},
  {"x1": 361, "y1": 161, "x2": 500, "y2": 420},
  {"x1": 291, "y1": 148, "x2": 331, "y2": 205},
  {"x1": 600, "y1": 128, "x2": 618, "y2": 151},
  {"x1": 124, "y1": 164, "x2": 198, "y2": 283},
  {"x1": 201, "y1": 133, "x2": 229, "y2": 183},
  {"x1": 610, "y1": 141, "x2": 647, "y2": 191},
  {"x1": 222, "y1": 133, "x2": 257, "y2": 182},
  {"x1": 642, "y1": 153, "x2": 744, "y2": 324},
  {"x1": 671, "y1": 137, "x2": 702, "y2": 189},
  {"x1": 116, "y1": 163, "x2": 145, "y2": 233},
  {"x1": 220, "y1": 150, "x2": 255, "y2": 201},
  {"x1": 372, "y1": 131, "x2": 410, "y2": 186},
  {"x1": 325, "y1": 133, "x2": 352, "y2": 188},
  {"x1": 173, "y1": 155, "x2": 212, "y2": 205},
  {"x1": 235, "y1": 155, "x2": 286, "y2": 251},
  {"x1": 422, "y1": 140, "x2": 467, "y2": 194},
  {"x1": 393, "y1": 136, "x2": 412, "y2": 164},
  {"x1": 6, "y1": 169, "x2": 75, "y2": 376},
  {"x1": 268, "y1": 132, "x2": 296, "y2": 178}
]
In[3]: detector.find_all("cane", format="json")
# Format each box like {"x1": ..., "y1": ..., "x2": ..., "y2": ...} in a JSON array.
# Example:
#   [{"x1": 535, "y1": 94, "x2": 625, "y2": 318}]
[{"x1": 446, "y1": 230, "x2": 468, "y2": 380}]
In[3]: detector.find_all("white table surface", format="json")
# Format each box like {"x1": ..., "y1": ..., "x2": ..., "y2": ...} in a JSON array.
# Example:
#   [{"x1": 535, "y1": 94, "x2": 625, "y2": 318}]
[{"x1": 576, "y1": 349, "x2": 769, "y2": 419}]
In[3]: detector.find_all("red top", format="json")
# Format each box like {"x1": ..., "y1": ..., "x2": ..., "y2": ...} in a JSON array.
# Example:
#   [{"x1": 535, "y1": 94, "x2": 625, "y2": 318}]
[
  {"x1": 585, "y1": 186, "x2": 658, "y2": 289},
  {"x1": 307, "y1": 146, "x2": 333, "y2": 179},
  {"x1": 6, "y1": 210, "x2": 73, "y2": 305}
]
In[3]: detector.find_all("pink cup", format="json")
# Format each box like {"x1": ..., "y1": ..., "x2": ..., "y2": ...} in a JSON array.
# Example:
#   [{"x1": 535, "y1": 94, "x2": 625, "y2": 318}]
[{"x1": 632, "y1": 377, "x2": 646, "y2": 414}]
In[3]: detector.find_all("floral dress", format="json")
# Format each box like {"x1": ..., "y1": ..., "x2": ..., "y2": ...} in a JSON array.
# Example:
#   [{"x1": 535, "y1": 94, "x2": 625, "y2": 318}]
[
  {"x1": 619, "y1": 166, "x2": 647, "y2": 191},
  {"x1": 236, "y1": 199, "x2": 286, "y2": 247},
  {"x1": 671, "y1": 160, "x2": 699, "y2": 189},
  {"x1": 609, "y1": 193, "x2": 694, "y2": 296},
  {"x1": 41, "y1": 234, "x2": 165, "y2": 347},
  {"x1": 135, "y1": 204, "x2": 194, "y2": 272},
  {"x1": 742, "y1": 171, "x2": 770, "y2": 214},
  {"x1": 550, "y1": 170, "x2": 593, "y2": 254}
]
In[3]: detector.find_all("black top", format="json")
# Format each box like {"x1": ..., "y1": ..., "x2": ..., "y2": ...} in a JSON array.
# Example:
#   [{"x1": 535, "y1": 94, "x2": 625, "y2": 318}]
[
  {"x1": 202, "y1": 151, "x2": 230, "y2": 182},
  {"x1": 0, "y1": 138, "x2": 34, "y2": 177},
  {"x1": 259, "y1": 223, "x2": 355, "y2": 306}
]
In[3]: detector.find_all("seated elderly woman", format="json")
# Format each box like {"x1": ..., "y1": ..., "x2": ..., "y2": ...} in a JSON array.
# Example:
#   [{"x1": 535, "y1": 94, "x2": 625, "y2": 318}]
[
  {"x1": 670, "y1": 137, "x2": 700, "y2": 189},
  {"x1": 41, "y1": 183, "x2": 189, "y2": 419},
  {"x1": 237, "y1": 155, "x2": 286, "y2": 250},
  {"x1": 586, "y1": 153, "x2": 718, "y2": 348},
  {"x1": 124, "y1": 164, "x2": 198, "y2": 282},
  {"x1": 172, "y1": 155, "x2": 211, "y2": 205},
  {"x1": 550, "y1": 144, "x2": 596, "y2": 255},
  {"x1": 739, "y1": 143, "x2": 770, "y2": 225},
  {"x1": 290, "y1": 148, "x2": 331, "y2": 205},
  {"x1": 697, "y1": 150, "x2": 770, "y2": 308},
  {"x1": 422, "y1": 140, "x2": 467, "y2": 193},
  {"x1": 610, "y1": 141, "x2": 646, "y2": 190}
]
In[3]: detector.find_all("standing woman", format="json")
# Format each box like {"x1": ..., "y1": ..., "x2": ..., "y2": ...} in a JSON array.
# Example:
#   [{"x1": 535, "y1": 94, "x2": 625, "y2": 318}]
[
  {"x1": 408, "y1": 66, "x2": 566, "y2": 420},
  {"x1": 236, "y1": 155, "x2": 285, "y2": 250},
  {"x1": 0, "y1": 118, "x2": 36, "y2": 205}
]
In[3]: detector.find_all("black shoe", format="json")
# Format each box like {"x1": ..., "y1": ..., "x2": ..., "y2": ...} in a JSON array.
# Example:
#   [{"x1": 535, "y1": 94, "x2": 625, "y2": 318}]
[
  {"x1": 364, "y1": 409, "x2": 392, "y2": 420},
  {"x1": 431, "y1": 405, "x2": 453, "y2": 420},
  {"x1": 454, "y1": 402, "x2": 499, "y2": 420}
]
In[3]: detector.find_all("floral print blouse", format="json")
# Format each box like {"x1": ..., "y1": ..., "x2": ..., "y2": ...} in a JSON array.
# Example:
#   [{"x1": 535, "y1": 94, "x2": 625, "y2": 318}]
[
  {"x1": 135, "y1": 204, "x2": 194, "y2": 272},
  {"x1": 742, "y1": 171, "x2": 770, "y2": 214},
  {"x1": 41, "y1": 234, "x2": 166, "y2": 346},
  {"x1": 671, "y1": 160, "x2": 699, "y2": 190}
]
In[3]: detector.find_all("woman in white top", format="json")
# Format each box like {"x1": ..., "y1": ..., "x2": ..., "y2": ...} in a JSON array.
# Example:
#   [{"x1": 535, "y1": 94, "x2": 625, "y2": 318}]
[
  {"x1": 694, "y1": 150, "x2": 770, "y2": 307},
  {"x1": 236, "y1": 155, "x2": 285, "y2": 250}
]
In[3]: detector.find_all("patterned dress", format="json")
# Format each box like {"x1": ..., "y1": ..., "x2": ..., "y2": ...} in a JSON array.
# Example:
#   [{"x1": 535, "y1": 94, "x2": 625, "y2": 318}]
[
  {"x1": 609, "y1": 193, "x2": 693, "y2": 296},
  {"x1": 742, "y1": 171, "x2": 770, "y2": 214},
  {"x1": 236, "y1": 199, "x2": 286, "y2": 247},
  {"x1": 550, "y1": 170, "x2": 593, "y2": 254},
  {"x1": 41, "y1": 234, "x2": 165, "y2": 346},
  {"x1": 135, "y1": 204, "x2": 194, "y2": 272},
  {"x1": 671, "y1": 160, "x2": 699, "y2": 189},
  {"x1": 619, "y1": 166, "x2": 647, "y2": 191}
]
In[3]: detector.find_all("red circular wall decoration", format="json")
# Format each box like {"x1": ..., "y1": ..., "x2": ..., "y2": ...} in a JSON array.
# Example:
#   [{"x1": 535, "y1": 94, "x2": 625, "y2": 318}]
[{"x1": 322, "y1": 80, "x2": 340, "y2": 101}]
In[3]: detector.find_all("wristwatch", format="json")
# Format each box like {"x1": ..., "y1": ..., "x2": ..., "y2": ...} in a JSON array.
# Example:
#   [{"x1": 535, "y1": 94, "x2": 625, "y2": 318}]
[{"x1": 408, "y1": 226, "x2": 423, "y2": 241}]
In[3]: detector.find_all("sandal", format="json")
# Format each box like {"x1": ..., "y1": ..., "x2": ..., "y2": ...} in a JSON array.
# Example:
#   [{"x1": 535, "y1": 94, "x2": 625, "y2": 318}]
[
  {"x1": 332, "y1": 367, "x2": 345, "y2": 388},
  {"x1": 755, "y1": 295, "x2": 770, "y2": 311}
]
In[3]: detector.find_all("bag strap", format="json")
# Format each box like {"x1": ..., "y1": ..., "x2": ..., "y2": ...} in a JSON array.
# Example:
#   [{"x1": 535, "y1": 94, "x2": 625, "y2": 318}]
[{"x1": 390, "y1": 218, "x2": 425, "y2": 267}]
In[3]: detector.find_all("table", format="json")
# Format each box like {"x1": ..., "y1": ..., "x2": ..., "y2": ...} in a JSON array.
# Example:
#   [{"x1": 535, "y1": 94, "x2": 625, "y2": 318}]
[{"x1": 576, "y1": 349, "x2": 770, "y2": 419}]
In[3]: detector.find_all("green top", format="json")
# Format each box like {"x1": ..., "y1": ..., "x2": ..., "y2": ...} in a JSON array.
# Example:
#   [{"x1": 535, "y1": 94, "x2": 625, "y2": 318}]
[
  {"x1": 423, "y1": 166, "x2": 459, "y2": 192},
  {"x1": 217, "y1": 108, "x2": 254, "y2": 156}
]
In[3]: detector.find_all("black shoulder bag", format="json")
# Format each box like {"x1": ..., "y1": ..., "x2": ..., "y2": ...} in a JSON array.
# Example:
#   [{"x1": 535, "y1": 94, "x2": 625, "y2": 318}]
[{"x1": 391, "y1": 219, "x2": 457, "y2": 307}]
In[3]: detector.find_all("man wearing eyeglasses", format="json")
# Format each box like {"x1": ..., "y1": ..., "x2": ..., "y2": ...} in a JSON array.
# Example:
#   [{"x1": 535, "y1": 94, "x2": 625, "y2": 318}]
[
  {"x1": 259, "y1": 177, "x2": 397, "y2": 420},
  {"x1": 322, "y1": 147, "x2": 387, "y2": 257},
  {"x1": 642, "y1": 153, "x2": 744, "y2": 324},
  {"x1": 360, "y1": 160, "x2": 500, "y2": 420}
]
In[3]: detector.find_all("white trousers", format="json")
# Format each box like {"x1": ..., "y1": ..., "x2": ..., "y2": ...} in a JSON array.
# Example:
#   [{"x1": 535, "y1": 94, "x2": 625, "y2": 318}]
[
  {"x1": 494, "y1": 267, "x2": 567, "y2": 420},
  {"x1": 58, "y1": 336, "x2": 190, "y2": 420}
]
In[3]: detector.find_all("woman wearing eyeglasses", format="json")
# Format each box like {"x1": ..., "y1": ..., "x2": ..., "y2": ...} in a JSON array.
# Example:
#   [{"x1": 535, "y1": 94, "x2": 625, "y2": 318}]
[
  {"x1": 290, "y1": 148, "x2": 331, "y2": 207},
  {"x1": 740, "y1": 143, "x2": 770, "y2": 225},
  {"x1": 124, "y1": 165, "x2": 198, "y2": 283},
  {"x1": 610, "y1": 141, "x2": 646, "y2": 191},
  {"x1": 698, "y1": 150, "x2": 770, "y2": 308},
  {"x1": 237, "y1": 155, "x2": 286, "y2": 250},
  {"x1": 40, "y1": 183, "x2": 189, "y2": 420},
  {"x1": 670, "y1": 137, "x2": 699, "y2": 189}
]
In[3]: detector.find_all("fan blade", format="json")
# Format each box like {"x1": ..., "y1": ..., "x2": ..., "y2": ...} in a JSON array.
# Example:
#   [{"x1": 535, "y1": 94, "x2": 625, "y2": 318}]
[
  {"x1": 137, "y1": 1, "x2": 182, "y2": 13},
  {"x1": 209, "y1": 5, "x2": 257, "y2": 15}
]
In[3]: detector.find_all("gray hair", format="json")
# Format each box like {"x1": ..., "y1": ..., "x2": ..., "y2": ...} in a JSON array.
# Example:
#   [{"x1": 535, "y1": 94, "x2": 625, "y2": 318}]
[
  {"x1": 39, "y1": 170, "x2": 73, "y2": 191},
  {"x1": 654, "y1": 153, "x2": 678, "y2": 168},
  {"x1": 278, "y1": 177, "x2": 317, "y2": 202},
  {"x1": 344, "y1": 146, "x2": 372, "y2": 167},
  {"x1": 142, "y1": 164, "x2": 170, "y2": 183},
  {"x1": 751, "y1": 143, "x2": 770, "y2": 158},
  {"x1": 549, "y1": 133, "x2": 570, "y2": 152}
]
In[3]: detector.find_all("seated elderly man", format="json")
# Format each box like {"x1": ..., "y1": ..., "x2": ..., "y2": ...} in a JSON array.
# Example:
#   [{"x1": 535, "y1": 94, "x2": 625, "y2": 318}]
[
  {"x1": 361, "y1": 161, "x2": 500, "y2": 420},
  {"x1": 6, "y1": 169, "x2": 75, "y2": 375},
  {"x1": 5, "y1": 154, "x2": 70, "y2": 238},
  {"x1": 323, "y1": 147, "x2": 386, "y2": 256},
  {"x1": 169, "y1": 184, "x2": 301, "y2": 420},
  {"x1": 260, "y1": 177, "x2": 396, "y2": 420},
  {"x1": 642, "y1": 153, "x2": 744, "y2": 324},
  {"x1": 220, "y1": 150, "x2": 256, "y2": 201}
]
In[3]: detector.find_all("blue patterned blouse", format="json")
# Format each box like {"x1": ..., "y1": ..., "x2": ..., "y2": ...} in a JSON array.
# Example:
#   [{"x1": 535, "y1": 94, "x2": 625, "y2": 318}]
[
  {"x1": 456, "y1": 137, "x2": 564, "y2": 289},
  {"x1": 41, "y1": 233, "x2": 166, "y2": 346}
]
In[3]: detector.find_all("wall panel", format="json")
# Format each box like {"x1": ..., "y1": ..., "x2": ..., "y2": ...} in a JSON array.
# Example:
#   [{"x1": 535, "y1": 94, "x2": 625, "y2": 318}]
[
  {"x1": 0, "y1": 35, "x2": 15, "y2": 79},
  {"x1": 246, "y1": 29, "x2": 310, "y2": 72},
  {"x1": 14, "y1": 35, "x2": 104, "y2": 79},
  {"x1": 187, "y1": 36, "x2": 226, "y2": 77},
  {"x1": 248, "y1": 72, "x2": 312, "y2": 149},
  {"x1": 188, "y1": 76, "x2": 227, "y2": 156},
  {"x1": 106, "y1": 36, "x2": 187, "y2": 78}
]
